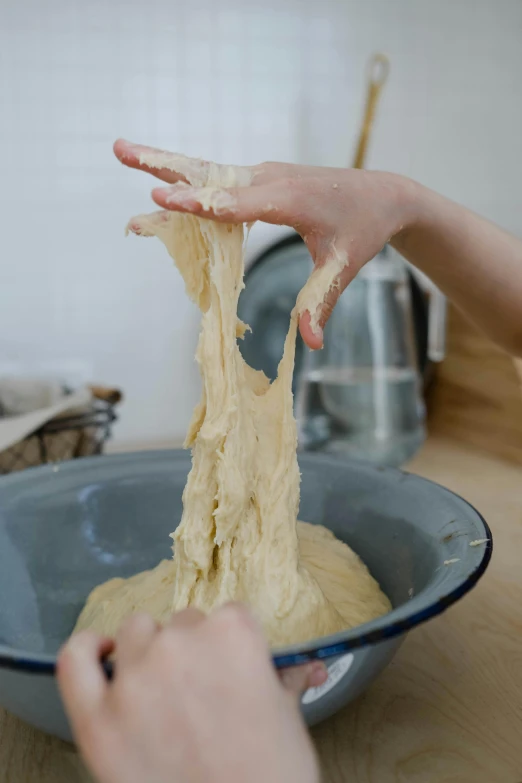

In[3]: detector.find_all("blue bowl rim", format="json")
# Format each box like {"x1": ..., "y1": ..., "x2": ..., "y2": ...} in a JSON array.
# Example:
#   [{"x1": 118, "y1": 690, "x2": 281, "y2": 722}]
[
  {"x1": 273, "y1": 492, "x2": 492, "y2": 668},
  {"x1": 0, "y1": 454, "x2": 493, "y2": 675}
]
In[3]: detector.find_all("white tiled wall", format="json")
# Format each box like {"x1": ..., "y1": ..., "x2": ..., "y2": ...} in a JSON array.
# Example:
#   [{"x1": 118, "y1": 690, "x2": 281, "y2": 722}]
[{"x1": 1, "y1": 0, "x2": 521, "y2": 446}]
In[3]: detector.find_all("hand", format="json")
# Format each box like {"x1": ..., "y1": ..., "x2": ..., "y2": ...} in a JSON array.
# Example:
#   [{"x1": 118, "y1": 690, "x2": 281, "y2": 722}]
[
  {"x1": 58, "y1": 604, "x2": 327, "y2": 783},
  {"x1": 114, "y1": 139, "x2": 416, "y2": 349}
]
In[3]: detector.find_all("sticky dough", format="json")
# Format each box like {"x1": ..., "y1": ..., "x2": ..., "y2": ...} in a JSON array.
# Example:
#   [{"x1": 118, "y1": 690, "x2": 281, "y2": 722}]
[{"x1": 74, "y1": 154, "x2": 390, "y2": 647}]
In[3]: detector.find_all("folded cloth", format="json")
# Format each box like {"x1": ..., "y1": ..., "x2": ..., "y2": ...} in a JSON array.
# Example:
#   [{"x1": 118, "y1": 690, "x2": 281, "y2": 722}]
[
  {"x1": 0, "y1": 378, "x2": 65, "y2": 416},
  {"x1": 0, "y1": 379, "x2": 92, "y2": 454}
]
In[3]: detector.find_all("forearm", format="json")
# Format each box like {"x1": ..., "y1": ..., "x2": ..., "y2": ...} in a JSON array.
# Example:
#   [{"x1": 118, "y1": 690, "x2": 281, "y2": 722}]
[{"x1": 392, "y1": 180, "x2": 522, "y2": 356}]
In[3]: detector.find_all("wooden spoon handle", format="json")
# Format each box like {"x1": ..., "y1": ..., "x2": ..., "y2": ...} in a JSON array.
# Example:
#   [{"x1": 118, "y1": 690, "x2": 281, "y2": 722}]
[
  {"x1": 352, "y1": 53, "x2": 390, "y2": 169},
  {"x1": 89, "y1": 385, "x2": 123, "y2": 404}
]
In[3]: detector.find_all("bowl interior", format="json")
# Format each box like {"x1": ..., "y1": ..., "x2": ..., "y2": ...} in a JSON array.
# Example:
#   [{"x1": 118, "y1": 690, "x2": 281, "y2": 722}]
[{"x1": 0, "y1": 450, "x2": 490, "y2": 657}]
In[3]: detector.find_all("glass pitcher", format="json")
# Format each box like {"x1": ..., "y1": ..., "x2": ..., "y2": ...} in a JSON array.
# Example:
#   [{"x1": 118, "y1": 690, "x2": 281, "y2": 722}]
[{"x1": 296, "y1": 246, "x2": 426, "y2": 466}]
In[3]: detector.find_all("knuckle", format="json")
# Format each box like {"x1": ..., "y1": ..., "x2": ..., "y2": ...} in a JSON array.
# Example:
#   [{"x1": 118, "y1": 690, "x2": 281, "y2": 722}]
[
  {"x1": 149, "y1": 630, "x2": 196, "y2": 680},
  {"x1": 122, "y1": 612, "x2": 155, "y2": 634},
  {"x1": 59, "y1": 630, "x2": 96, "y2": 660},
  {"x1": 256, "y1": 160, "x2": 276, "y2": 173},
  {"x1": 251, "y1": 160, "x2": 278, "y2": 184},
  {"x1": 279, "y1": 175, "x2": 298, "y2": 192},
  {"x1": 211, "y1": 602, "x2": 260, "y2": 640},
  {"x1": 154, "y1": 628, "x2": 179, "y2": 657},
  {"x1": 71, "y1": 629, "x2": 98, "y2": 646}
]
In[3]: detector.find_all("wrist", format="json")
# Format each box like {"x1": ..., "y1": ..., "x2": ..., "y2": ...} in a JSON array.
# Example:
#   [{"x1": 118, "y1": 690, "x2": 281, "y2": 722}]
[
  {"x1": 389, "y1": 175, "x2": 432, "y2": 252},
  {"x1": 392, "y1": 174, "x2": 424, "y2": 234}
]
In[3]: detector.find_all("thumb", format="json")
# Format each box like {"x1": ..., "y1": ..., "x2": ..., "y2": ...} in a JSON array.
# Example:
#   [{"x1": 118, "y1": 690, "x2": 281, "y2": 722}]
[
  {"x1": 279, "y1": 661, "x2": 328, "y2": 698},
  {"x1": 297, "y1": 244, "x2": 357, "y2": 350},
  {"x1": 316, "y1": 258, "x2": 359, "y2": 333}
]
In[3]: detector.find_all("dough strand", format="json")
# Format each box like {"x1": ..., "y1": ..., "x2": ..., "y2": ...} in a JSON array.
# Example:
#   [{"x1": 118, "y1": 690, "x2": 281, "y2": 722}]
[{"x1": 74, "y1": 155, "x2": 390, "y2": 647}]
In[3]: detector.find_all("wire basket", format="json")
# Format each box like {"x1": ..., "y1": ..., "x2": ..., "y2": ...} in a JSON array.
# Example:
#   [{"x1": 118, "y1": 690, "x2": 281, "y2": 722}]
[{"x1": 0, "y1": 390, "x2": 119, "y2": 475}]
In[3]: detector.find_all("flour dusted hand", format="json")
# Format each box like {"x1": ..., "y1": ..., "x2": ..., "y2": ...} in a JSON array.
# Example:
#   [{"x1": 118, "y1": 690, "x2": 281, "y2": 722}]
[{"x1": 115, "y1": 139, "x2": 522, "y2": 358}]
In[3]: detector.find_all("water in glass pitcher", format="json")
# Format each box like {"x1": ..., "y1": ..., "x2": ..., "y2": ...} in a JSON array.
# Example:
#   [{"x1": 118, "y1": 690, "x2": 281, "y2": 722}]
[
  {"x1": 297, "y1": 364, "x2": 425, "y2": 466},
  {"x1": 296, "y1": 248, "x2": 426, "y2": 466}
]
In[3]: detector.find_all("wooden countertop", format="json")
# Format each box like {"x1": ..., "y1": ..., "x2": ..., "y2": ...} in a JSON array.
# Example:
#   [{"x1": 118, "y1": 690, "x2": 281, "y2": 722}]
[
  {"x1": 1, "y1": 436, "x2": 521, "y2": 783},
  {"x1": 314, "y1": 436, "x2": 522, "y2": 783}
]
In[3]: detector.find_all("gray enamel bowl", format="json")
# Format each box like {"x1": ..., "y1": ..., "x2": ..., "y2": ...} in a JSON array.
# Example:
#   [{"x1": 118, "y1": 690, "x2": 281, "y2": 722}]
[{"x1": 0, "y1": 450, "x2": 491, "y2": 740}]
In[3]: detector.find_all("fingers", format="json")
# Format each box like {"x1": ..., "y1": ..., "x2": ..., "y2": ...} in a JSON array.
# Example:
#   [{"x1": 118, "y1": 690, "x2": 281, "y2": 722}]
[
  {"x1": 279, "y1": 662, "x2": 328, "y2": 698},
  {"x1": 147, "y1": 178, "x2": 351, "y2": 350},
  {"x1": 151, "y1": 182, "x2": 294, "y2": 226},
  {"x1": 299, "y1": 312, "x2": 324, "y2": 351},
  {"x1": 114, "y1": 139, "x2": 192, "y2": 185},
  {"x1": 209, "y1": 602, "x2": 268, "y2": 647},
  {"x1": 296, "y1": 241, "x2": 356, "y2": 349},
  {"x1": 117, "y1": 140, "x2": 355, "y2": 349},
  {"x1": 114, "y1": 139, "x2": 252, "y2": 190},
  {"x1": 57, "y1": 631, "x2": 114, "y2": 727},
  {"x1": 126, "y1": 210, "x2": 171, "y2": 237},
  {"x1": 167, "y1": 607, "x2": 206, "y2": 631},
  {"x1": 314, "y1": 260, "x2": 358, "y2": 336},
  {"x1": 114, "y1": 609, "x2": 205, "y2": 669},
  {"x1": 115, "y1": 613, "x2": 159, "y2": 669}
]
